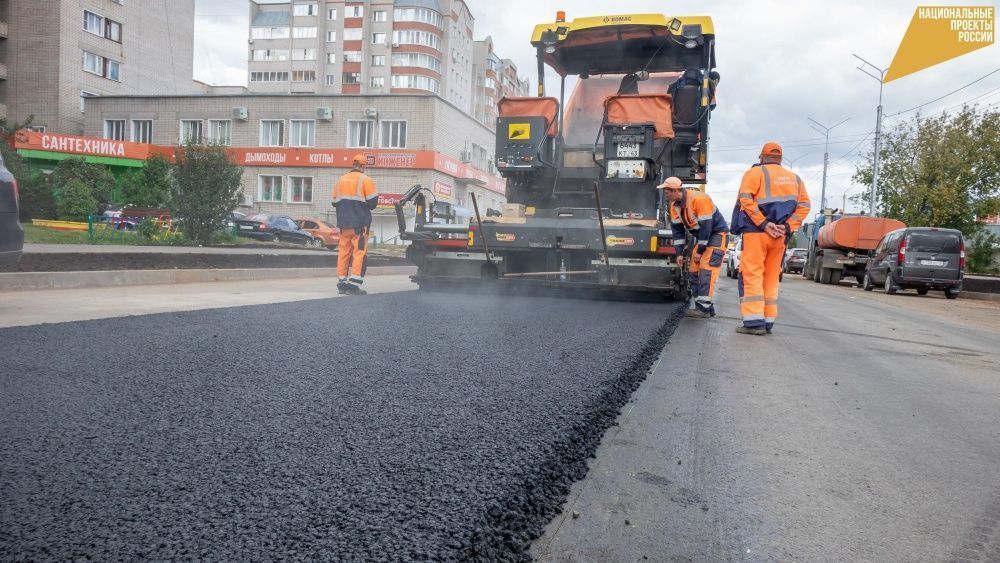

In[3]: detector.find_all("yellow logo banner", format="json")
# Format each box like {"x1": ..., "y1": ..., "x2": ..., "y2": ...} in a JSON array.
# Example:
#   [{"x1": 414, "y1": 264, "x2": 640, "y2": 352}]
[
  {"x1": 885, "y1": 6, "x2": 995, "y2": 83},
  {"x1": 508, "y1": 123, "x2": 531, "y2": 140}
]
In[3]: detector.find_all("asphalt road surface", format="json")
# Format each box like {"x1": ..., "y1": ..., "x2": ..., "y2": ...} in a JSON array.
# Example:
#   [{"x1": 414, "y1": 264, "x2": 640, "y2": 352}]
[
  {"x1": 0, "y1": 291, "x2": 682, "y2": 561},
  {"x1": 534, "y1": 275, "x2": 1000, "y2": 562}
]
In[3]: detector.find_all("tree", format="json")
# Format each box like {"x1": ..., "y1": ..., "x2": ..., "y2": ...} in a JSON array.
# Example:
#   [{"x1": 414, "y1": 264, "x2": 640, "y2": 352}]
[
  {"x1": 50, "y1": 158, "x2": 116, "y2": 204},
  {"x1": 852, "y1": 107, "x2": 1000, "y2": 234},
  {"x1": 171, "y1": 142, "x2": 243, "y2": 244},
  {"x1": 56, "y1": 178, "x2": 98, "y2": 221},
  {"x1": 120, "y1": 155, "x2": 172, "y2": 207},
  {"x1": 17, "y1": 174, "x2": 57, "y2": 221}
]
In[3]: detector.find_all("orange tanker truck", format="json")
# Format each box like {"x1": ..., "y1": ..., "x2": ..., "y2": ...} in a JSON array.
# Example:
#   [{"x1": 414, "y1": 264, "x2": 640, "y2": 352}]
[{"x1": 803, "y1": 212, "x2": 906, "y2": 285}]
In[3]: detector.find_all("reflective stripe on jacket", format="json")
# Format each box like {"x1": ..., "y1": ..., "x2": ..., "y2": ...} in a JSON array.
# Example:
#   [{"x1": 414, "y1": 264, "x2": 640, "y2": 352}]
[
  {"x1": 730, "y1": 163, "x2": 811, "y2": 234},
  {"x1": 333, "y1": 170, "x2": 378, "y2": 230},
  {"x1": 669, "y1": 189, "x2": 730, "y2": 254}
]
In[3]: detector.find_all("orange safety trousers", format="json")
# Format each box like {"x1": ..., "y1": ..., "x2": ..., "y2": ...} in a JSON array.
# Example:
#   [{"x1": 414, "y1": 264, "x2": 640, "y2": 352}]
[
  {"x1": 337, "y1": 227, "x2": 368, "y2": 286},
  {"x1": 738, "y1": 232, "x2": 786, "y2": 329},
  {"x1": 688, "y1": 232, "x2": 728, "y2": 313}
]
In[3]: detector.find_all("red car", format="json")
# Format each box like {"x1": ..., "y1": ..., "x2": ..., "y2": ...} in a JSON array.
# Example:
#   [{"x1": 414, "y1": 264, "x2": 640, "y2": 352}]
[{"x1": 295, "y1": 219, "x2": 340, "y2": 249}]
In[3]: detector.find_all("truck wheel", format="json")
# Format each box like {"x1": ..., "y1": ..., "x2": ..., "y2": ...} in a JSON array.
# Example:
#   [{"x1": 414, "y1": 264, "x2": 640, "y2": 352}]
[
  {"x1": 916, "y1": 288, "x2": 929, "y2": 296},
  {"x1": 862, "y1": 272, "x2": 874, "y2": 291},
  {"x1": 856, "y1": 275, "x2": 865, "y2": 285},
  {"x1": 819, "y1": 267, "x2": 832, "y2": 284},
  {"x1": 945, "y1": 287, "x2": 959, "y2": 299},
  {"x1": 830, "y1": 269, "x2": 842, "y2": 285},
  {"x1": 884, "y1": 272, "x2": 897, "y2": 295}
]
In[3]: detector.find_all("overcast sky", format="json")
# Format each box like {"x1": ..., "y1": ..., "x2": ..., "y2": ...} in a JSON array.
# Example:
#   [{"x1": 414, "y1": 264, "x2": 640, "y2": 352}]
[{"x1": 194, "y1": 0, "x2": 999, "y2": 215}]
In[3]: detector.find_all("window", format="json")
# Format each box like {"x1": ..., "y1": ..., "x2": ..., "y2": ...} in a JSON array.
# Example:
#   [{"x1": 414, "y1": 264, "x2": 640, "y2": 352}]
[
  {"x1": 293, "y1": 26, "x2": 317, "y2": 38},
  {"x1": 252, "y1": 49, "x2": 289, "y2": 61},
  {"x1": 207, "y1": 120, "x2": 231, "y2": 145},
  {"x1": 370, "y1": 76, "x2": 385, "y2": 88},
  {"x1": 106, "y1": 19, "x2": 122, "y2": 42},
  {"x1": 343, "y1": 51, "x2": 362, "y2": 63},
  {"x1": 259, "y1": 176, "x2": 283, "y2": 202},
  {"x1": 180, "y1": 120, "x2": 203, "y2": 144},
  {"x1": 346, "y1": 6, "x2": 363, "y2": 17},
  {"x1": 289, "y1": 120, "x2": 315, "y2": 147},
  {"x1": 106, "y1": 60, "x2": 121, "y2": 81},
  {"x1": 347, "y1": 120, "x2": 374, "y2": 148},
  {"x1": 380, "y1": 120, "x2": 407, "y2": 148},
  {"x1": 291, "y1": 70, "x2": 316, "y2": 82},
  {"x1": 391, "y1": 52, "x2": 441, "y2": 72},
  {"x1": 326, "y1": 52, "x2": 337, "y2": 63},
  {"x1": 325, "y1": 74, "x2": 336, "y2": 86},
  {"x1": 83, "y1": 51, "x2": 103, "y2": 75},
  {"x1": 293, "y1": 3, "x2": 318, "y2": 16},
  {"x1": 131, "y1": 120, "x2": 153, "y2": 143},
  {"x1": 260, "y1": 120, "x2": 284, "y2": 146},
  {"x1": 372, "y1": 32, "x2": 386, "y2": 45},
  {"x1": 326, "y1": 30, "x2": 336, "y2": 42},
  {"x1": 27, "y1": 125, "x2": 45, "y2": 133},
  {"x1": 342, "y1": 72, "x2": 361, "y2": 85},
  {"x1": 288, "y1": 176, "x2": 313, "y2": 203},
  {"x1": 371, "y1": 55, "x2": 385, "y2": 66},
  {"x1": 250, "y1": 26, "x2": 290, "y2": 39},
  {"x1": 250, "y1": 71, "x2": 289, "y2": 82},
  {"x1": 104, "y1": 120, "x2": 126, "y2": 141},
  {"x1": 291, "y1": 48, "x2": 316, "y2": 60},
  {"x1": 390, "y1": 74, "x2": 439, "y2": 93},
  {"x1": 393, "y1": 7, "x2": 443, "y2": 27},
  {"x1": 373, "y1": 10, "x2": 387, "y2": 22},
  {"x1": 84, "y1": 10, "x2": 104, "y2": 35},
  {"x1": 327, "y1": 8, "x2": 337, "y2": 20},
  {"x1": 392, "y1": 30, "x2": 441, "y2": 50},
  {"x1": 342, "y1": 28, "x2": 362, "y2": 41},
  {"x1": 80, "y1": 91, "x2": 96, "y2": 113}
]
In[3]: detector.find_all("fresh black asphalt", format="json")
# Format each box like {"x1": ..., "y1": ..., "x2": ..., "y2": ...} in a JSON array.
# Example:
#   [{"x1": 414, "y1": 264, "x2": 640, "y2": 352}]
[{"x1": 0, "y1": 292, "x2": 682, "y2": 561}]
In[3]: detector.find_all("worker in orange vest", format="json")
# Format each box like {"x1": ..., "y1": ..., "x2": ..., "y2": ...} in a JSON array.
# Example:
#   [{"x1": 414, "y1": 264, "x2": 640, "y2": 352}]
[
  {"x1": 332, "y1": 154, "x2": 379, "y2": 295},
  {"x1": 661, "y1": 177, "x2": 730, "y2": 318},
  {"x1": 731, "y1": 142, "x2": 811, "y2": 335}
]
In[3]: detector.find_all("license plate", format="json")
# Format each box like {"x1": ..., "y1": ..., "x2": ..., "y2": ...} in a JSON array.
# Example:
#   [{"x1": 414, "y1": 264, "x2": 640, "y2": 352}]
[
  {"x1": 616, "y1": 142, "x2": 640, "y2": 157},
  {"x1": 239, "y1": 225, "x2": 253, "y2": 230},
  {"x1": 921, "y1": 260, "x2": 946, "y2": 266}
]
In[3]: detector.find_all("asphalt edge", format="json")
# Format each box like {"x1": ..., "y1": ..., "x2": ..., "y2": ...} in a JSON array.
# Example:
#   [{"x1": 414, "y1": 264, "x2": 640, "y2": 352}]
[{"x1": 0, "y1": 266, "x2": 417, "y2": 291}]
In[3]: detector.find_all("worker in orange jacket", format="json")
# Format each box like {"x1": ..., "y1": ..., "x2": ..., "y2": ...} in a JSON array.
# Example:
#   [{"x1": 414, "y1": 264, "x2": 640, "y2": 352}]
[
  {"x1": 661, "y1": 177, "x2": 730, "y2": 318},
  {"x1": 332, "y1": 154, "x2": 379, "y2": 295},
  {"x1": 731, "y1": 142, "x2": 811, "y2": 335}
]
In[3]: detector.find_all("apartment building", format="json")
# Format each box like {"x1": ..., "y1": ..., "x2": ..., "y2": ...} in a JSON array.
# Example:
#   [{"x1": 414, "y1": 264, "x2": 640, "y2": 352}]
[
  {"x1": 470, "y1": 36, "x2": 530, "y2": 129},
  {"x1": 0, "y1": 0, "x2": 196, "y2": 134},
  {"x1": 247, "y1": 0, "x2": 523, "y2": 123}
]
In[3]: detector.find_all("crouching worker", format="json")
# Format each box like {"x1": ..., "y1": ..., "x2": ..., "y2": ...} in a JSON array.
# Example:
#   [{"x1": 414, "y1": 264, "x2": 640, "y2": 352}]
[
  {"x1": 660, "y1": 177, "x2": 730, "y2": 318},
  {"x1": 332, "y1": 154, "x2": 379, "y2": 295}
]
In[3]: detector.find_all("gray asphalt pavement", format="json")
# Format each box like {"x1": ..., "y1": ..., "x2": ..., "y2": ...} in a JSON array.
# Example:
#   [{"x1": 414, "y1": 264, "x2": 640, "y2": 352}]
[
  {"x1": 0, "y1": 291, "x2": 682, "y2": 561},
  {"x1": 533, "y1": 275, "x2": 1000, "y2": 562}
]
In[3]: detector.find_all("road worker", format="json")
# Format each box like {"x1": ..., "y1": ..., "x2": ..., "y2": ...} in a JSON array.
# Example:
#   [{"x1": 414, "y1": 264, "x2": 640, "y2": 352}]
[
  {"x1": 731, "y1": 142, "x2": 811, "y2": 335},
  {"x1": 661, "y1": 177, "x2": 730, "y2": 318},
  {"x1": 332, "y1": 154, "x2": 379, "y2": 295}
]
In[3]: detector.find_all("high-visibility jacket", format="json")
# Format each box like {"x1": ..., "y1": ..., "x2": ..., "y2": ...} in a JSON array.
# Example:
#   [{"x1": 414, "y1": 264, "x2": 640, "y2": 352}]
[
  {"x1": 668, "y1": 189, "x2": 729, "y2": 255},
  {"x1": 731, "y1": 163, "x2": 811, "y2": 234},
  {"x1": 333, "y1": 169, "x2": 378, "y2": 230}
]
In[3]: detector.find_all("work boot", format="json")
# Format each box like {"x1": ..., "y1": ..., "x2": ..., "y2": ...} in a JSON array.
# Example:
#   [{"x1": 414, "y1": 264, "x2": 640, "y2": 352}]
[
  {"x1": 735, "y1": 326, "x2": 767, "y2": 336},
  {"x1": 684, "y1": 308, "x2": 712, "y2": 319},
  {"x1": 337, "y1": 281, "x2": 349, "y2": 295},
  {"x1": 345, "y1": 285, "x2": 367, "y2": 296}
]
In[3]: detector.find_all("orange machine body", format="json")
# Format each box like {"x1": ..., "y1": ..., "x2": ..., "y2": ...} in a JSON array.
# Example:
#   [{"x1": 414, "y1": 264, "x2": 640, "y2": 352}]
[{"x1": 817, "y1": 216, "x2": 906, "y2": 251}]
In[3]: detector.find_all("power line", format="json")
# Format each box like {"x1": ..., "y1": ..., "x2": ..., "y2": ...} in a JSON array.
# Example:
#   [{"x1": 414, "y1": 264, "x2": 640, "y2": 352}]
[
  {"x1": 885, "y1": 67, "x2": 1000, "y2": 117},
  {"x1": 711, "y1": 136, "x2": 874, "y2": 153},
  {"x1": 710, "y1": 131, "x2": 872, "y2": 150}
]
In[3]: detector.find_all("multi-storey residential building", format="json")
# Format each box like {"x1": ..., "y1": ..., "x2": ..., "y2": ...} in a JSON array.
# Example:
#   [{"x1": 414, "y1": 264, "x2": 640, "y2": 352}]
[
  {"x1": 0, "y1": 0, "x2": 196, "y2": 134},
  {"x1": 471, "y1": 37, "x2": 530, "y2": 129},
  {"x1": 247, "y1": 0, "x2": 522, "y2": 124}
]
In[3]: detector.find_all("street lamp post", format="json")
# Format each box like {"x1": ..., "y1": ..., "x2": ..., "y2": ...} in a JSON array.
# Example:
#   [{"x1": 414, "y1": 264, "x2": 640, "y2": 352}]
[
  {"x1": 807, "y1": 117, "x2": 849, "y2": 213},
  {"x1": 785, "y1": 153, "x2": 809, "y2": 171},
  {"x1": 853, "y1": 54, "x2": 887, "y2": 216}
]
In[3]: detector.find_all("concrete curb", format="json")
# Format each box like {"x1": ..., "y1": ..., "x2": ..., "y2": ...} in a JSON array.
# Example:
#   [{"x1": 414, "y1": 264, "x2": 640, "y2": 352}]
[
  {"x1": 0, "y1": 266, "x2": 416, "y2": 291},
  {"x1": 960, "y1": 290, "x2": 1000, "y2": 301}
]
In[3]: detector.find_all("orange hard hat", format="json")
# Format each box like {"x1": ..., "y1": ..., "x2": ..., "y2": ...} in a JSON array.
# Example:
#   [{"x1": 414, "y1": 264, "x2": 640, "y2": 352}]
[
  {"x1": 760, "y1": 142, "x2": 783, "y2": 157},
  {"x1": 352, "y1": 154, "x2": 366, "y2": 166},
  {"x1": 657, "y1": 177, "x2": 683, "y2": 190}
]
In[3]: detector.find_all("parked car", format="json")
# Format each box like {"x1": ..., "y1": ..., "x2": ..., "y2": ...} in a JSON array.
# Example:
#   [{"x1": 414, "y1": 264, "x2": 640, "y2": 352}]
[
  {"x1": 234, "y1": 214, "x2": 319, "y2": 246},
  {"x1": 784, "y1": 248, "x2": 808, "y2": 274},
  {"x1": 295, "y1": 218, "x2": 340, "y2": 248},
  {"x1": 863, "y1": 227, "x2": 964, "y2": 299},
  {"x1": 725, "y1": 236, "x2": 742, "y2": 278},
  {"x1": 0, "y1": 154, "x2": 24, "y2": 265}
]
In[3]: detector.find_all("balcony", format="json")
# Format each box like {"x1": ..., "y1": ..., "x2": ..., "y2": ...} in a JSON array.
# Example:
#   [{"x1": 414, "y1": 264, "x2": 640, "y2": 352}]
[
  {"x1": 0, "y1": 21, "x2": 7, "y2": 39},
  {"x1": 0, "y1": 63, "x2": 7, "y2": 81}
]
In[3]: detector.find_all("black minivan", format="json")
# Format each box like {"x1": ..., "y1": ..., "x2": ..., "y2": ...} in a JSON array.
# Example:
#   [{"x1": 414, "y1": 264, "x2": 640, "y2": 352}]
[{"x1": 863, "y1": 227, "x2": 964, "y2": 299}]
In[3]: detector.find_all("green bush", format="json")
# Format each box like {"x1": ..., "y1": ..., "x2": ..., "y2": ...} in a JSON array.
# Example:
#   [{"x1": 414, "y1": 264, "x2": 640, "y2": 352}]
[
  {"x1": 171, "y1": 142, "x2": 243, "y2": 244},
  {"x1": 137, "y1": 217, "x2": 161, "y2": 240},
  {"x1": 17, "y1": 173, "x2": 57, "y2": 221},
  {"x1": 966, "y1": 229, "x2": 1000, "y2": 274},
  {"x1": 56, "y1": 179, "x2": 98, "y2": 221},
  {"x1": 50, "y1": 158, "x2": 115, "y2": 204},
  {"x1": 121, "y1": 155, "x2": 172, "y2": 207}
]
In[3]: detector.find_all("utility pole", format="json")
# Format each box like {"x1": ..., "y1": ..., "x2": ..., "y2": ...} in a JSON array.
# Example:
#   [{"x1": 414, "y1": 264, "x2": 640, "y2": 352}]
[
  {"x1": 853, "y1": 54, "x2": 887, "y2": 216},
  {"x1": 807, "y1": 117, "x2": 849, "y2": 213}
]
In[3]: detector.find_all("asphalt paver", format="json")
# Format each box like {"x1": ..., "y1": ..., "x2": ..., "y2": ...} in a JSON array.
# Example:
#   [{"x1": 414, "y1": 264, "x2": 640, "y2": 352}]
[{"x1": 0, "y1": 292, "x2": 682, "y2": 561}]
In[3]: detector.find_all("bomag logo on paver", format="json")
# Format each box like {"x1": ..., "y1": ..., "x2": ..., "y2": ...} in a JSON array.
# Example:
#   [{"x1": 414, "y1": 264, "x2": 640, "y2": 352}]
[
  {"x1": 495, "y1": 233, "x2": 516, "y2": 242},
  {"x1": 603, "y1": 16, "x2": 633, "y2": 23},
  {"x1": 508, "y1": 123, "x2": 531, "y2": 140},
  {"x1": 606, "y1": 235, "x2": 636, "y2": 247}
]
